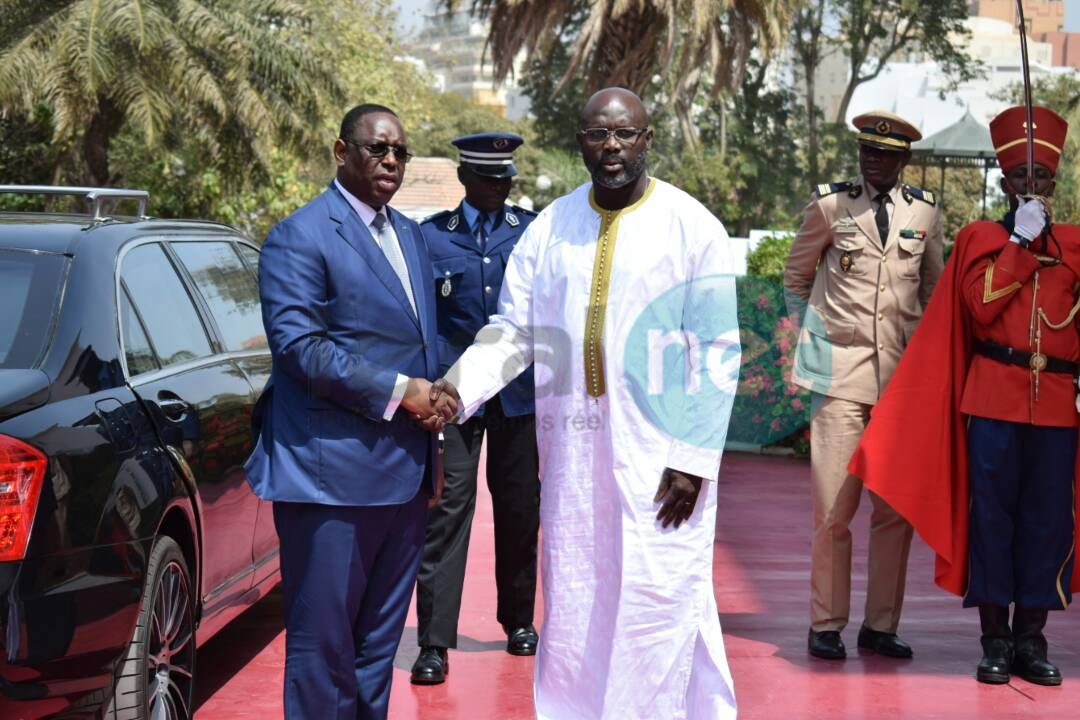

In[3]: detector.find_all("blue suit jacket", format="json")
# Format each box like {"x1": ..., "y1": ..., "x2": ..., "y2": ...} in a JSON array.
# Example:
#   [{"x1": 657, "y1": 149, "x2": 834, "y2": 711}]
[
  {"x1": 421, "y1": 202, "x2": 536, "y2": 417},
  {"x1": 245, "y1": 183, "x2": 440, "y2": 506}
]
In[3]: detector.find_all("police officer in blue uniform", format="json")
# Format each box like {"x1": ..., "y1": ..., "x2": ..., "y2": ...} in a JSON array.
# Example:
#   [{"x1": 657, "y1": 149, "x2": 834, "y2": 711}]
[{"x1": 410, "y1": 132, "x2": 541, "y2": 686}]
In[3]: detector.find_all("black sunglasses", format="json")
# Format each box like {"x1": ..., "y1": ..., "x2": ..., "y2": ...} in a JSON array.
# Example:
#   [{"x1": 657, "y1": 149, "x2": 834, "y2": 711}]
[
  {"x1": 343, "y1": 138, "x2": 413, "y2": 163},
  {"x1": 578, "y1": 127, "x2": 648, "y2": 145}
]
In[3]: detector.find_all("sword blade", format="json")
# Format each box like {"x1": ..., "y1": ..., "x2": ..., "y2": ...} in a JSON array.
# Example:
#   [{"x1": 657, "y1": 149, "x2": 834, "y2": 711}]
[{"x1": 1016, "y1": 0, "x2": 1035, "y2": 193}]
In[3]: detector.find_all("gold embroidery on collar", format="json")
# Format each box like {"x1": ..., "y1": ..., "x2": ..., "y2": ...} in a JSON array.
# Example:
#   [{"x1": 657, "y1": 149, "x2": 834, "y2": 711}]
[{"x1": 583, "y1": 179, "x2": 656, "y2": 397}]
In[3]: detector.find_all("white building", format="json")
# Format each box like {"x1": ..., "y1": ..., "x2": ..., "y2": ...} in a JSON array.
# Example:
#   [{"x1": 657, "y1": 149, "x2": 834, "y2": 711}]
[
  {"x1": 404, "y1": 5, "x2": 531, "y2": 120},
  {"x1": 845, "y1": 17, "x2": 1073, "y2": 136}
]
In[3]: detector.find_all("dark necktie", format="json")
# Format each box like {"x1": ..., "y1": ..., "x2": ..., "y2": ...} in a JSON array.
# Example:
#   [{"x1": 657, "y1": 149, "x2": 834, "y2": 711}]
[
  {"x1": 874, "y1": 192, "x2": 890, "y2": 246},
  {"x1": 474, "y1": 213, "x2": 489, "y2": 252}
]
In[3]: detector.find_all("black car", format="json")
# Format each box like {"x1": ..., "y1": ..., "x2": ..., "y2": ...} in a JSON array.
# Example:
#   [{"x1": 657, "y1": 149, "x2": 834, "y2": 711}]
[{"x1": 0, "y1": 186, "x2": 278, "y2": 719}]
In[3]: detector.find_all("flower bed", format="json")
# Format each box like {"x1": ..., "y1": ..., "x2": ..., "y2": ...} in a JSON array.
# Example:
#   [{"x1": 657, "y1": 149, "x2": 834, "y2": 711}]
[{"x1": 729, "y1": 275, "x2": 811, "y2": 454}]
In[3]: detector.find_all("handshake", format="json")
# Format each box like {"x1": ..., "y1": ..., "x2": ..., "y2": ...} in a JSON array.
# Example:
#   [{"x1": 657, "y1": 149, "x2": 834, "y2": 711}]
[{"x1": 402, "y1": 377, "x2": 460, "y2": 431}]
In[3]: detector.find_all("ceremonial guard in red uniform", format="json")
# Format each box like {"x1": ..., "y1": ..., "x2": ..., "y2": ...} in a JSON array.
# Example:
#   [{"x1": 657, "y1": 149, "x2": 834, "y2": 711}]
[{"x1": 851, "y1": 105, "x2": 1080, "y2": 686}]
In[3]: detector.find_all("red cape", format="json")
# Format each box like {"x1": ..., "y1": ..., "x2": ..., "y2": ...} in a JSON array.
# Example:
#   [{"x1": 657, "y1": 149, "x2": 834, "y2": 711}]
[{"x1": 848, "y1": 222, "x2": 1080, "y2": 596}]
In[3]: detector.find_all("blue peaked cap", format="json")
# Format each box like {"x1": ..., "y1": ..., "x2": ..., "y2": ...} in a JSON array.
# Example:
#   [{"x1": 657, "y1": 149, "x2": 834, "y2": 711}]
[{"x1": 451, "y1": 132, "x2": 524, "y2": 178}]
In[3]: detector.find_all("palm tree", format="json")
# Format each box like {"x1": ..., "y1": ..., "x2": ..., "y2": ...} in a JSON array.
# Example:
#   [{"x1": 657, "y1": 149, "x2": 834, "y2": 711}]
[
  {"x1": 0, "y1": 0, "x2": 340, "y2": 185},
  {"x1": 439, "y1": 0, "x2": 798, "y2": 147}
]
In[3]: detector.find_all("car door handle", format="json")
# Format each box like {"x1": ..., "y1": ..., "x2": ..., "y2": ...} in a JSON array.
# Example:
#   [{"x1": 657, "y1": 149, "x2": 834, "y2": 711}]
[{"x1": 157, "y1": 392, "x2": 190, "y2": 421}]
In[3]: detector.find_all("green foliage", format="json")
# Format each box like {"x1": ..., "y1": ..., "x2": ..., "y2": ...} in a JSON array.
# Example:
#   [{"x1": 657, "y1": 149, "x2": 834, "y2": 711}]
[
  {"x1": 0, "y1": 0, "x2": 343, "y2": 185},
  {"x1": 403, "y1": 93, "x2": 512, "y2": 160},
  {"x1": 746, "y1": 234, "x2": 795, "y2": 283},
  {"x1": 0, "y1": 105, "x2": 58, "y2": 182},
  {"x1": 730, "y1": 276, "x2": 811, "y2": 452},
  {"x1": 517, "y1": 12, "x2": 588, "y2": 155}
]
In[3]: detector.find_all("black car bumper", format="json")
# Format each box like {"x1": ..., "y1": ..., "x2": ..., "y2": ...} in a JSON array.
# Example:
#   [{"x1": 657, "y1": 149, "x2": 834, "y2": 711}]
[{"x1": 0, "y1": 541, "x2": 146, "y2": 718}]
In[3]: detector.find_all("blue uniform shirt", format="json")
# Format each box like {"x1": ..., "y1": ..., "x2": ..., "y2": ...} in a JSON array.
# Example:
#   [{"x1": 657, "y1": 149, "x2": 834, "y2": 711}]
[{"x1": 421, "y1": 200, "x2": 537, "y2": 417}]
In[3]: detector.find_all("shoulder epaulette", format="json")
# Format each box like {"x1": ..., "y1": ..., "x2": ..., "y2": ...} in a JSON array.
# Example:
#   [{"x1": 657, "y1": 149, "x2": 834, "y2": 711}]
[
  {"x1": 902, "y1": 184, "x2": 936, "y2": 206},
  {"x1": 815, "y1": 181, "x2": 861, "y2": 199},
  {"x1": 419, "y1": 209, "x2": 453, "y2": 226},
  {"x1": 510, "y1": 204, "x2": 537, "y2": 216}
]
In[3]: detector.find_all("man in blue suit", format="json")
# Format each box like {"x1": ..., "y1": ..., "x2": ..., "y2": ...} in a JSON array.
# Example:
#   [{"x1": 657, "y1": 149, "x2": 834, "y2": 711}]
[
  {"x1": 410, "y1": 133, "x2": 541, "y2": 686},
  {"x1": 245, "y1": 103, "x2": 455, "y2": 720}
]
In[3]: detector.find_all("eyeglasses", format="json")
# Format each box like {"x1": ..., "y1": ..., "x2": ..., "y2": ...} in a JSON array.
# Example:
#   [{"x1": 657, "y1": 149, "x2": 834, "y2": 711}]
[
  {"x1": 342, "y1": 139, "x2": 413, "y2": 163},
  {"x1": 579, "y1": 127, "x2": 648, "y2": 145}
]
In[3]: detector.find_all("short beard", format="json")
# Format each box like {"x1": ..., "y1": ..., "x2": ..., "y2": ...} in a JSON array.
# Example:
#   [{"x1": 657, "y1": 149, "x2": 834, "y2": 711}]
[{"x1": 590, "y1": 148, "x2": 649, "y2": 189}]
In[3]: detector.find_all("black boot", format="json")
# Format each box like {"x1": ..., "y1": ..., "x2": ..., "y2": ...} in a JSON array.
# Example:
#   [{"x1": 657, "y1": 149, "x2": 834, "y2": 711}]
[
  {"x1": 976, "y1": 605, "x2": 1012, "y2": 684},
  {"x1": 1012, "y1": 607, "x2": 1062, "y2": 686}
]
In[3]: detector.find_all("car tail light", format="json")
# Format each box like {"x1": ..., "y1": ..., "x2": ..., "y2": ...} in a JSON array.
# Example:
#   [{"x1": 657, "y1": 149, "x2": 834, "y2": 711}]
[{"x1": 0, "y1": 435, "x2": 47, "y2": 562}]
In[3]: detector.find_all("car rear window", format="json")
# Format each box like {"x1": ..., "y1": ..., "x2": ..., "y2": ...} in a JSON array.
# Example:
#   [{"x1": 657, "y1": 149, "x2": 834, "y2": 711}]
[{"x1": 0, "y1": 248, "x2": 68, "y2": 369}]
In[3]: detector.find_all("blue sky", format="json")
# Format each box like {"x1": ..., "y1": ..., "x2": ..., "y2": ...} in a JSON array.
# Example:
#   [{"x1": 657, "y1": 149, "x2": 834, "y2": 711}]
[{"x1": 392, "y1": 0, "x2": 431, "y2": 36}]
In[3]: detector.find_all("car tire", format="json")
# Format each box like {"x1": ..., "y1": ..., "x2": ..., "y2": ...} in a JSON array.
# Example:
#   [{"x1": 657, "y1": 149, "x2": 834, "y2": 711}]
[{"x1": 105, "y1": 535, "x2": 196, "y2": 720}]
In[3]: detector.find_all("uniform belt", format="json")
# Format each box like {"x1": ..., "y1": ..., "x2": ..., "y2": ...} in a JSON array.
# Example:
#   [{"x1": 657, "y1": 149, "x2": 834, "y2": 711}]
[{"x1": 973, "y1": 339, "x2": 1079, "y2": 375}]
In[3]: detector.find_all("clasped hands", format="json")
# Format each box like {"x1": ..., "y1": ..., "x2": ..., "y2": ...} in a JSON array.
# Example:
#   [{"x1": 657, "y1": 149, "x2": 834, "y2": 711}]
[{"x1": 402, "y1": 377, "x2": 460, "y2": 431}]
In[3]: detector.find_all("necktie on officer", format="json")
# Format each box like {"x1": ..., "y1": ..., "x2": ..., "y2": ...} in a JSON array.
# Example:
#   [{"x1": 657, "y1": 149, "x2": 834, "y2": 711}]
[
  {"x1": 371, "y1": 211, "x2": 417, "y2": 318},
  {"x1": 474, "y1": 212, "x2": 489, "y2": 252},
  {"x1": 873, "y1": 192, "x2": 891, "y2": 247}
]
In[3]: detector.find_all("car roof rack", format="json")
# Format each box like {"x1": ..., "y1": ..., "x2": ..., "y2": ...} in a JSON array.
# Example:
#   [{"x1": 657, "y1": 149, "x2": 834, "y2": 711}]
[{"x1": 0, "y1": 185, "x2": 150, "y2": 224}]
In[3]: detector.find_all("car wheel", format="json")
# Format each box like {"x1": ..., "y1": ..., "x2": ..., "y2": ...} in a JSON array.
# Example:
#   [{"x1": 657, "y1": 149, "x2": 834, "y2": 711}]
[{"x1": 106, "y1": 535, "x2": 196, "y2": 720}]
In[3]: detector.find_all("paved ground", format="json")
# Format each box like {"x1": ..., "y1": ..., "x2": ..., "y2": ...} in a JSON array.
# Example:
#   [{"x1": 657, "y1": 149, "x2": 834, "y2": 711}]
[{"x1": 195, "y1": 452, "x2": 1080, "y2": 719}]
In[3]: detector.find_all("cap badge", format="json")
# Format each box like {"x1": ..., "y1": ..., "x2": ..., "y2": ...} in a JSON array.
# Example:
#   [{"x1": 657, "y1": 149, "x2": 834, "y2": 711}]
[
  {"x1": 493, "y1": 138, "x2": 510, "y2": 149},
  {"x1": 875, "y1": 120, "x2": 891, "y2": 135}
]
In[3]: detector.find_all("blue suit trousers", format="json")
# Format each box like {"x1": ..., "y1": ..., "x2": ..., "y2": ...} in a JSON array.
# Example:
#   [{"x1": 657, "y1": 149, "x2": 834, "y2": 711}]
[
  {"x1": 274, "y1": 493, "x2": 427, "y2": 719},
  {"x1": 965, "y1": 416, "x2": 1077, "y2": 609}
]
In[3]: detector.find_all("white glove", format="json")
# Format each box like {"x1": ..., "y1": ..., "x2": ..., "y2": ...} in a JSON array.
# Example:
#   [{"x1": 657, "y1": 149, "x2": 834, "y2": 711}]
[{"x1": 1012, "y1": 198, "x2": 1048, "y2": 243}]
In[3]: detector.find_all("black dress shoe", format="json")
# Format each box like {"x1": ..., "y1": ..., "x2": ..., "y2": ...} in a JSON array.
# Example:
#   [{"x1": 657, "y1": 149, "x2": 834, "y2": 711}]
[
  {"x1": 857, "y1": 627, "x2": 913, "y2": 658},
  {"x1": 976, "y1": 639, "x2": 1013, "y2": 684},
  {"x1": 410, "y1": 646, "x2": 448, "y2": 685},
  {"x1": 1013, "y1": 607, "x2": 1062, "y2": 686},
  {"x1": 506, "y1": 625, "x2": 539, "y2": 656},
  {"x1": 808, "y1": 629, "x2": 846, "y2": 660}
]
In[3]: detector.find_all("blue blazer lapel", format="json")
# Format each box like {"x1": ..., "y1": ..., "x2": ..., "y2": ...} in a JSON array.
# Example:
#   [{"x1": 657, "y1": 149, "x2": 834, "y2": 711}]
[{"x1": 325, "y1": 187, "x2": 421, "y2": 331}]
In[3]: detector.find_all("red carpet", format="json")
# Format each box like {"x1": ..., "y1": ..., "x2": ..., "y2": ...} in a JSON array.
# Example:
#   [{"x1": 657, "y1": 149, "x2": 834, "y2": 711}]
[{"x1": 195, "y1": 453, "x2": 1080, "y2": 719}]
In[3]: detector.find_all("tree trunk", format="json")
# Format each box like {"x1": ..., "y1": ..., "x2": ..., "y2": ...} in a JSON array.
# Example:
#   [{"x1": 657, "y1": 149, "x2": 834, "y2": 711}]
[
  {"x1": 83, "y1": 96, "x2": 124, "y2": 186},
  {"x1": 793, "y1": 0, "x2": 827, "y2": 181},
  {"x1": 719, "y1": 102, "x2": 727, "y2": 159},
  {"x1": 834, "y1": 75, "x2": 859, "y2": 126},
  {"x1": 805, "y1": 72, "x2": 819, "y2": 180},
  {"x1": 675, "y1": 98, "x2": 699, "y2": 152}
]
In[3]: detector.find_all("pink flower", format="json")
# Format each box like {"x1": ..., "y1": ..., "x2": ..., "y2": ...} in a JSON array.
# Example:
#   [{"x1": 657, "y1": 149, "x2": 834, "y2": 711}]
[
  {"x1": 770, "y1": 418, "x2": 783, "y2": 432},
  {"x1": 756, "y1": 294, "x2": 771, "y2": 310},
  {"x1": 791, "y1": 398, "x2": 804, "y2": 411},
  {"x1": 778, "y1": 337, "x2": 791, "y2": 353}
]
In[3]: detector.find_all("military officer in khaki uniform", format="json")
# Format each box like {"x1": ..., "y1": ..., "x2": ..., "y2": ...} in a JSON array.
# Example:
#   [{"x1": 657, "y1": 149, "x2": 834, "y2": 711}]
[{"x1": 784, "y1": 110, "x2": 945, "y2": 661}]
